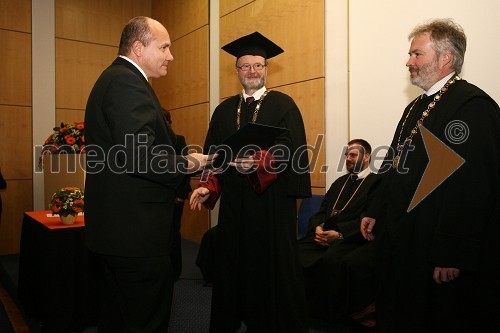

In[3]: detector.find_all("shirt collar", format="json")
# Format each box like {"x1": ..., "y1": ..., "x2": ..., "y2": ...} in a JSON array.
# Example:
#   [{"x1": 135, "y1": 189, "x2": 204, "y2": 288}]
[
  {"x1": 351, "y1": 167, "x2": 371, "y2": 180},
  {"x1": 119, "y1": 55, "x2": 148, "y2": 81},
  {"x1": 242, "y1": 86, "x2": 267, "y2": 101},
  {"x1": 424, "y1": 72, "x2": 455, "y2": 97}
]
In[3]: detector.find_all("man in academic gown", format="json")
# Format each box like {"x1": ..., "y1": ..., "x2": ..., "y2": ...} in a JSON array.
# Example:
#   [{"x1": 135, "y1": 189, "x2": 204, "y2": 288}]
[
  {"x1": 190, "y1": 32, "x2": 311, "y2": 333},
  {"x1": 85, "y1": 16, "x2": 212, "y2": 332},
  {"x1": 360, "y1": 19, "x2": 500, "y2": 333},
  {"x1": 299, "y1": 139, "x2": 380, "y2": 327}
]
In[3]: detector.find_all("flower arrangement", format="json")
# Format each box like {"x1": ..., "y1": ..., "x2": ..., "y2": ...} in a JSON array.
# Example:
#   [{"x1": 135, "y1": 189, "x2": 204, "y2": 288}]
[
  {"x1": 42, "y1": 122, "x2": 85, "y2": 154},
  {"x1": 49, "y1": 187, "x2": 84, "y2": 216}
]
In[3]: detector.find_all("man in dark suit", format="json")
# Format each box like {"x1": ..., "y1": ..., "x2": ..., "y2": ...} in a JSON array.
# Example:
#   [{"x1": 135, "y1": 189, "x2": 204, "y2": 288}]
[{"x1": 84, "y1": 16, "x2": 212, "y2": 333}]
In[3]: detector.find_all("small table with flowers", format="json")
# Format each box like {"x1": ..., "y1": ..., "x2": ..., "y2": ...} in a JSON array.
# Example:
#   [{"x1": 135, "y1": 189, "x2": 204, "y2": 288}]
[{"x1": 18, "y1": 211, "x2": 99, "y2": 333}]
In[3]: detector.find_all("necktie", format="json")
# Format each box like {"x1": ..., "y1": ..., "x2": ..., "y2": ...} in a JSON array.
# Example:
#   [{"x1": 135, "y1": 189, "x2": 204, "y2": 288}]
[{"x1": 246, "y1": 96, "x2": 255, "y2": 105}]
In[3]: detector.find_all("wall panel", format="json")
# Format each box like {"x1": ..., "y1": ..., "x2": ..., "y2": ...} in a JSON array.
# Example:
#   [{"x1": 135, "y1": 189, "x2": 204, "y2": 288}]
[
  {"x1": 0, "y1": 180, "x2": 33, "y2": 254},
  {"x1": 0, "y1": 30, "x2": 31, "y2": 106},
  {"x1": 220, "y1": 0, "x2": 253, "y2": 17},
  {"x1": 274, "y1": 79, "x2": 325, "y2": 188},
  {"x1": 153, "y1": 0, "x2": 208, "y2": 41},
  {"x1": 56, "y1": 39, "x2": 117, "y2": 110},
  {"x1": 0, "y1": 106, "x2": 32, "y2": 180},
  {"x1": 0, "y1": 0, "x2": 31, "y2": 32},
  {"x1": 56, "y1": 0, "x2": 151, "y2": 45},
  {"x1": 179, "y1": 177, "x2": 210, "y2": 243},
  {"x1": 153, "y1": 26, "x2": 209, "y2": 110},
  {"x1": 56, "y1": 108, "x2": 85, "y2": 125},
  {"x1": 169, "y1": 103, "x2": 210, "y2": 149},
  {"x1": 0, "y1": 0, "x2": 32, "y2": 255}
]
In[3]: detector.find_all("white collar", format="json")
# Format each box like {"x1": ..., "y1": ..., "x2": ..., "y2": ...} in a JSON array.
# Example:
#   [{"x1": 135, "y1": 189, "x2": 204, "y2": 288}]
[
  {"x1": 424, "y1": 72, "x2": 455, "y2": 97},
  {"x1": 119, "y1": 55, "x2": 148, "y2": 81},
  {"x1": 351, "y1": 167, "x2": 371, "y2": 180},
  {"x1": 242, "y1": 86, "x2": 267, "y2": 101}
]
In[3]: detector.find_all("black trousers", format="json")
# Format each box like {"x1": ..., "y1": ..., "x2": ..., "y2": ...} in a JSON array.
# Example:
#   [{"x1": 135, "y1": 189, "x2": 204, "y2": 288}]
[
  {"x1": 97, "y1": 254, "x2": 174, "y2": 333},
  {"x1": 171, "y1": 202, "x2": 184, "y2": 280}
]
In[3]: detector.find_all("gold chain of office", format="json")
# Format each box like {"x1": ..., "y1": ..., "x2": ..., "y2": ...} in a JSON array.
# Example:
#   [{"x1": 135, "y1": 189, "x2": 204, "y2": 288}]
[
  {"x1": 392, "y1": 75, "x2": 461, "y2": 169},
  {"x1": 330, "y1": 175, "x2": 369, "y2": 216},
  {"x1": 236, "y1": 90, "x2": 270, "y2": 129}
]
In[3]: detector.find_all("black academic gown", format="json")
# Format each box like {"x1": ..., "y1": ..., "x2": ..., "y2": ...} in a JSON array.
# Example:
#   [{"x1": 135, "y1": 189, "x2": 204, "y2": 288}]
[
  {"x1": 204, "y1": 91, "x2": 311, "y2": 333},
  {"x1": 371, "y1": 79, "x2": 500, "y2": 333},
  {"x1": 299, "y1": 173, "x2": 380, "y2": 321}
]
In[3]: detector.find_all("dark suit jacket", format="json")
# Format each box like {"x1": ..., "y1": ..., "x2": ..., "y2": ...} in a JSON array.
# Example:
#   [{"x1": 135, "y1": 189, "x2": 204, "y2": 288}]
[
  {"x1": 84, "y1": 57, "x2": 188, "y2": 257},
  {"x1": 173, "y1": 135, "x2": 192, "y2": 200}
]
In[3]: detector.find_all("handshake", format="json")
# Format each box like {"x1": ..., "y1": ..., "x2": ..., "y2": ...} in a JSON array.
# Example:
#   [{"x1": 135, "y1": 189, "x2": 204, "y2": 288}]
[
  {"x1": 184, "y1": 153, "x2": 218, "y2": 173},
  {"x1": 185, "y1": 152, "x2": 259, "y2": 175}
]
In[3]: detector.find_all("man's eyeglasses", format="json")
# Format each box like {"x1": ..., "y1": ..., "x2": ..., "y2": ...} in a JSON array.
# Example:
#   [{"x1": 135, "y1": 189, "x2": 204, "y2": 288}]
[{"x1": 236, "y1": 63, "x2": 267, "y2": 71}]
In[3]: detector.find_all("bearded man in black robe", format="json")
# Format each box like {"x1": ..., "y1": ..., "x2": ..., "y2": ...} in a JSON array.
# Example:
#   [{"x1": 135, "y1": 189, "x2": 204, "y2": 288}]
[
  {"x1": 299, "y1": 139, "x2": 380, "y2": 327},
  {"x1": 190, "y1": 32, "x2": 311, "y2": 333},
  {"x1": 361, "y1": 18, "x2": 500, "y2": 333}
]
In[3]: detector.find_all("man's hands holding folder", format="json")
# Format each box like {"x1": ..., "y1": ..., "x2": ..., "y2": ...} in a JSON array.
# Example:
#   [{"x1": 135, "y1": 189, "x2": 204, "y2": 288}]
[{"x1": 228, "y1": 156, "x2": 258, "y2": 173}]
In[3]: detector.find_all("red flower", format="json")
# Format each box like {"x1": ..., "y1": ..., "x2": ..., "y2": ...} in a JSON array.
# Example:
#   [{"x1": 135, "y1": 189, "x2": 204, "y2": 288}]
[
  {"x1": 65, "y1": 137, "x2": 76, "y2": 145},
  {"x1": 74, "y1": 199, "x2": 84, "y2": 206},
  {"x1": 51, "y1": 198, "x2": 62, "y2": 213},
  {"x1": 51, "y1": 205, "x2": 61, "y2": 213},
  {"x1": 72, "y1": 206, "x2": 83, "y2": 213}
]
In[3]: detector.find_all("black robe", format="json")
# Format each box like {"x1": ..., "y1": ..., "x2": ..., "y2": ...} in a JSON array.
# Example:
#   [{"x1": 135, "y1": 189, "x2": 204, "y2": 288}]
[
  {"x1": 370, "y1": 79, "x2": 500, "y2": 333},
  {"x1": 203, "y1": 90, "x2": 311, "y2": 332},
  {"x1": 298, "y1": 173, "x2": 380, "y2": 321}
]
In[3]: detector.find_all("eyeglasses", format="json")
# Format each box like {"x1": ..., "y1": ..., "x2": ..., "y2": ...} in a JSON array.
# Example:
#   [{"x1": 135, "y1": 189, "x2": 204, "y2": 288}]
[{"x1": 236, "y1": 63, "x2": 267, "y2": 71}]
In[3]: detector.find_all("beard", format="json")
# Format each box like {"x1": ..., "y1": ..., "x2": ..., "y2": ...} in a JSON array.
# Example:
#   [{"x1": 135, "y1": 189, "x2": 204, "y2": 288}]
[
  {"x1": 347, "y1": 160, "x2": 364, "y2": 173},
  {"x1": 409, "y1": 57, "x2": 441, "y2": 90},
  {"x1": 240, "y1": 75, "x2": 266, "y2": 91}
]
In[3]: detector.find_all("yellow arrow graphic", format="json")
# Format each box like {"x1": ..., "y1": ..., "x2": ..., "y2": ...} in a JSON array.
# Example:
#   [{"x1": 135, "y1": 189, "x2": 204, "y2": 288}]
[{"x1": 407, "y1": 124, "x2": 465, "y2": 212}]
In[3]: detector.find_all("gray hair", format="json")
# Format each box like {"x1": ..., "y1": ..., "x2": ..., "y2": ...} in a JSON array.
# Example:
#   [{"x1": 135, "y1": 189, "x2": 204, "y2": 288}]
[
  {"x1": 409, "y1": 18, "x2": 466, "y2": 74},
  {"x1": 118, "y1": 16, "x2": 153, "y2": 56}
]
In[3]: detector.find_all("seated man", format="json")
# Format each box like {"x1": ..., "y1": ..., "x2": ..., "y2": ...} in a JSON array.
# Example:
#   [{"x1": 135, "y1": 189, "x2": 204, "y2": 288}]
[{"x1": 299, "y1": 139, "x2": 380, "y2": 327}]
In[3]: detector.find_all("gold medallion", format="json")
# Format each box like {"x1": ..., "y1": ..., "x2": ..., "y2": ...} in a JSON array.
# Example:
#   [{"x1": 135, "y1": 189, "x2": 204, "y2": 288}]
[
  {"x1": 392, "y1": 155, "x2": 400, "y2": 169},
  {"x1": 331, "y1": 209, "x2": 342, "y2": 216}
]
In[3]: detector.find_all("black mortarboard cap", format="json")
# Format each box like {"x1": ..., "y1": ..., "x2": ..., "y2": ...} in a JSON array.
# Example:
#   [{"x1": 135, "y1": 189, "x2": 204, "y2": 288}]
[{"x1": 221, "y1": 32, "x2": 284, "y2": 59}]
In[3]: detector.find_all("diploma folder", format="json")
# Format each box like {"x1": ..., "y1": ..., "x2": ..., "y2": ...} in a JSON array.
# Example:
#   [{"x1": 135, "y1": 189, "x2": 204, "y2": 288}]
[{"x1": 212, "y1": 123, "x2": 288, "y2": 166}]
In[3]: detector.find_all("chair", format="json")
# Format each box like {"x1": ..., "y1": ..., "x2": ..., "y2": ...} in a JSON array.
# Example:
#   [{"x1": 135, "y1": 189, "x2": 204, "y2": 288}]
[{"x1": 297, "y1": 194, "x2": 324, "y2": 239}]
